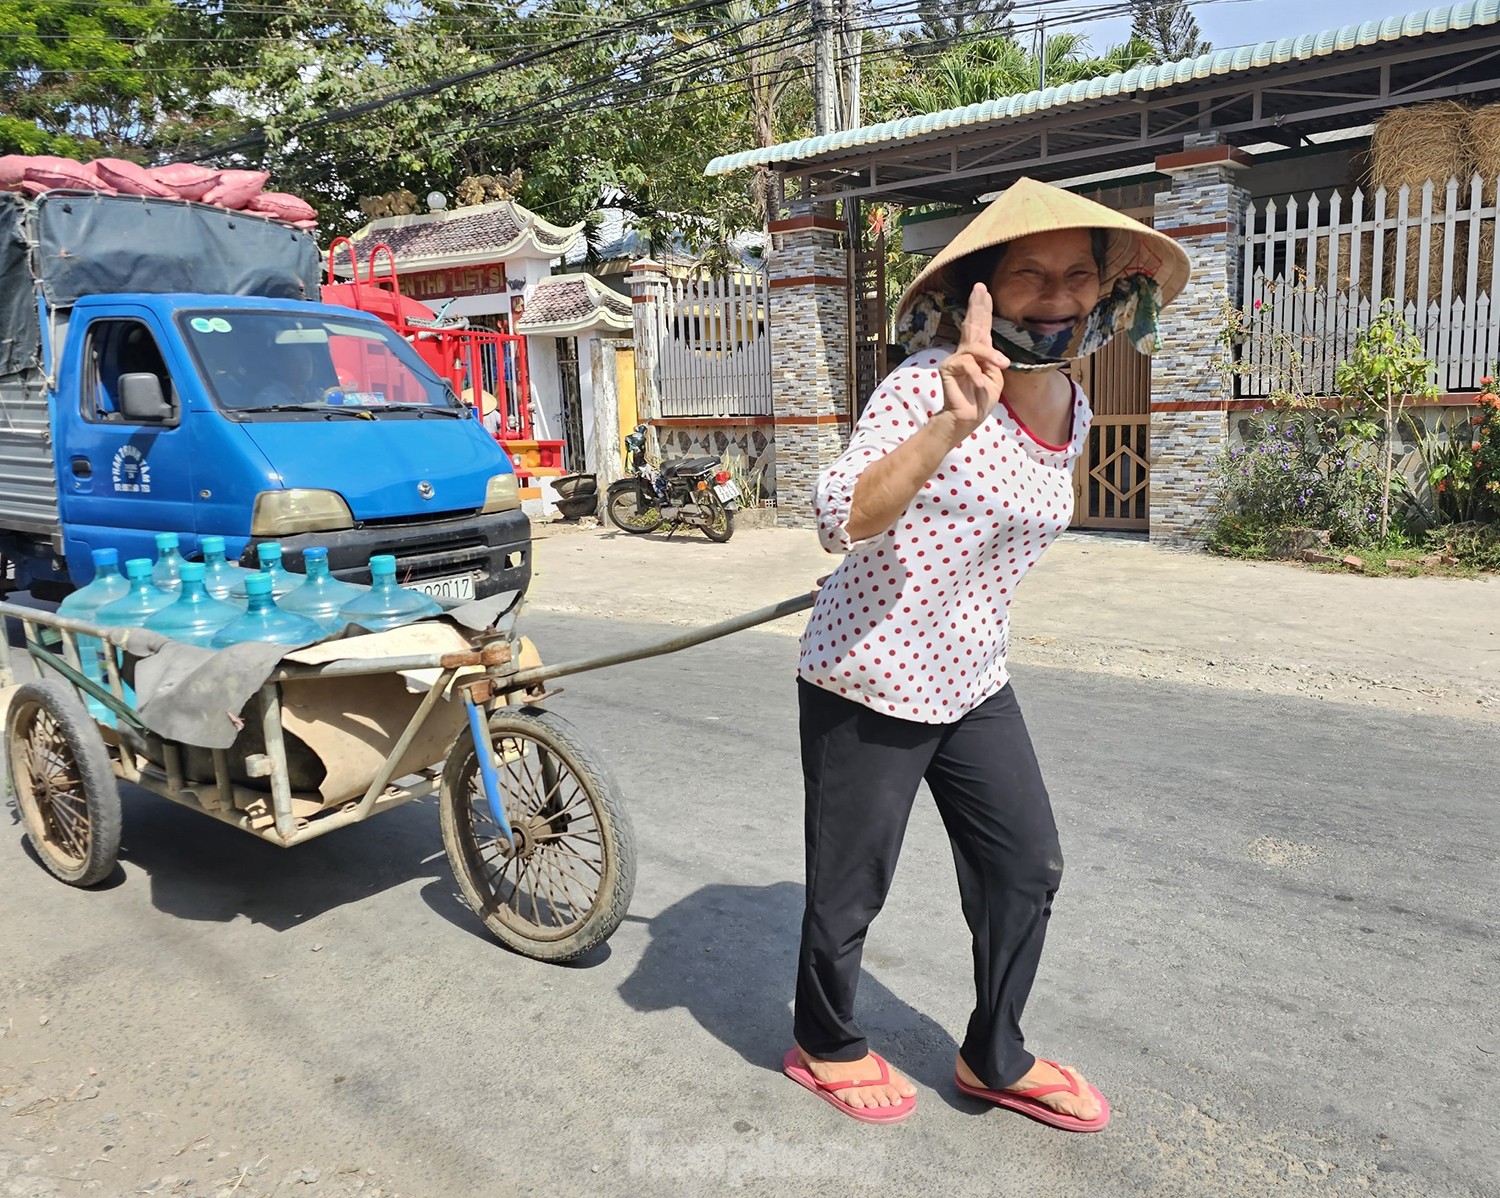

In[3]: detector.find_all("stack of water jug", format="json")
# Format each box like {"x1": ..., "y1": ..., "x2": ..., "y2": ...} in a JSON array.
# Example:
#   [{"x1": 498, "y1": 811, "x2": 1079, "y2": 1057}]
[{"x1": 60, "y1": 534, "x2": 444, "y2": 649}]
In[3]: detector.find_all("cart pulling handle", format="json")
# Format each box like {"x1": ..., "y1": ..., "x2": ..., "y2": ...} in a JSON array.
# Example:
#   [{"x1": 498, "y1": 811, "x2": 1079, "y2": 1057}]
[{"x1": 505, "y1": 590, "x2": 818, "y2": 691}]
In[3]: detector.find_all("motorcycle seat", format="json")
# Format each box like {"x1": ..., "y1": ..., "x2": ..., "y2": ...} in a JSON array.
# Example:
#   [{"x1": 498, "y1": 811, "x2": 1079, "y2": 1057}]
[{"x1": 660, "y1": 455, "x2": 719, "y2": 477}]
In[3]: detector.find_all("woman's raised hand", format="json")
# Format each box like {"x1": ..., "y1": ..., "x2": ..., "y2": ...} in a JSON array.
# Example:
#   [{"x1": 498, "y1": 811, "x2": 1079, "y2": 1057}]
[{"x1": 937, "y1": 283, "x2": 1010, "y2": 443}]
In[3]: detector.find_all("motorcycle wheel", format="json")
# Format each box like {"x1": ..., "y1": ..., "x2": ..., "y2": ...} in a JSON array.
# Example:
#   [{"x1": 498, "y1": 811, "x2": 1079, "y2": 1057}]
[
  {"x1": 699, "y1": 490, "x2": 735, "y2": 543},
  {"x1": 605, "y1": 479, "x2": 664, "y2": 534}
]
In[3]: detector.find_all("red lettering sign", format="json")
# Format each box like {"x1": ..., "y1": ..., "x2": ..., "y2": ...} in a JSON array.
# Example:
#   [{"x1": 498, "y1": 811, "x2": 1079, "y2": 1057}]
[{"x1": 400, "y1": 263, "x2": 507, "y2": 300}]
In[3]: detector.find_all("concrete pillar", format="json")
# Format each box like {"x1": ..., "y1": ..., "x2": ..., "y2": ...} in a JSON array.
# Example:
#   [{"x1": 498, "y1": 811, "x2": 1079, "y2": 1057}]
[
  {"x1": 1150, "y1": 137, "x2": 1252, "y2": 545},
  {"x1": 626, "y1": 258, "x2": 667, "y2": 461},
  {"x1": 767, "y1": 212, "x2": 850, "y2": 528}
]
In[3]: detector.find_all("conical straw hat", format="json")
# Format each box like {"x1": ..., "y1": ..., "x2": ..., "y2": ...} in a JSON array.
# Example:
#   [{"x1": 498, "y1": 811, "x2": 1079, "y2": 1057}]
[{"x1": 894, "y1": 177, "x2": 1191, "y2": 327}]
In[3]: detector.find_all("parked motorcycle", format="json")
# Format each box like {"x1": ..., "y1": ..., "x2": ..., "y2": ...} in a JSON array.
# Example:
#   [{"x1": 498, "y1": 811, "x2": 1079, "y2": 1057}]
[{"x1": 605, "y1": 424, "x2": 738, "y2": 542}]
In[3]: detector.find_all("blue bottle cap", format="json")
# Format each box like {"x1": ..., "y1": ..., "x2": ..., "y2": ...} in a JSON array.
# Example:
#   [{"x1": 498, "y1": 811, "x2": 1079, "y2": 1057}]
[
  {"x1": 304, "y1": 547, "x2": 328, "y2": 564},
  {"x1": 244, "y1": 572, "x2": 273, "y2": 596},
  {"x1": 124, "y1": 558, "x2": 153, "y2": 579},
  {"x1": 257, "y1": 542, "x2": 282, "y2": 566},
  {"x1": 201, "y1": 535, "x2": 226, "y2": 555},
  {"x1": 91, "y1": 547, "x2": 119, "y2": 567},
  {"x1": 179, "y1": 561, "x2": 206, "y2": 583},
  {"x1": 155, "y1": 532, "x2": 178, "y2": 550},
  {"x1": 369, "y1": 554, "x2": 396, "y2": 578}
]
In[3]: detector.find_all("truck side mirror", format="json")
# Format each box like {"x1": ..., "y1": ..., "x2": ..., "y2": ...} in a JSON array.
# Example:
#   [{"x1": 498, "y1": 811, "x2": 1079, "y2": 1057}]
[{"x1": 119, "y1": 373, "x2": 175, "y2": 423}]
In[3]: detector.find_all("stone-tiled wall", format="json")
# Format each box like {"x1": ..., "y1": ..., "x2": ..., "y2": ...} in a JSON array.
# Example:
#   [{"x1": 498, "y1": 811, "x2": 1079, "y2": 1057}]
[
  {"x1": 1151, "y1": 154, "x2": 1252, "y2": 545},
  {"x1": 768, "y1": 218, "x2": 849, "y2": 528},
  {"x1": 657, "y1": 423, "x2": 776, "y2": 502}
]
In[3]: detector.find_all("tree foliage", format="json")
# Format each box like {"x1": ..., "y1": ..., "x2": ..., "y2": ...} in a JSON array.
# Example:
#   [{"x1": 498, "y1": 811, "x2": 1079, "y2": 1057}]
[
  {"x1": 1129, "y1": 0, "x2": 1210, "y2": 62},
  {"x1": 905, "y1": 0, "x2": 1015, "y2": 49}
]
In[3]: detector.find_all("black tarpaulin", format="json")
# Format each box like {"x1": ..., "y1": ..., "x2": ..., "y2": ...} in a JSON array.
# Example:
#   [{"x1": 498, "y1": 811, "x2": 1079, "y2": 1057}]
[
  {"x1": 32, "y1": 192, "x2": 321, "y2": 309},
  {"x1": 0, "y1": 195, "x2": 42, "y2": 376}
]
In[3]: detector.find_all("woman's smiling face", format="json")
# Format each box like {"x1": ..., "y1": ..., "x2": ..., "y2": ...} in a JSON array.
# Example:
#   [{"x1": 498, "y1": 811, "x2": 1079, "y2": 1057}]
[{"x1": 987, "y1": 229, "x2": 1103, "y2": 340}]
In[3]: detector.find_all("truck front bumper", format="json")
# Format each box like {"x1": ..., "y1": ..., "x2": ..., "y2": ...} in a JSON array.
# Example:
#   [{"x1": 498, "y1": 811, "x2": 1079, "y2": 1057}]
[{"x1": 242, "y1": 507, "x2": 531, "y2": 601}]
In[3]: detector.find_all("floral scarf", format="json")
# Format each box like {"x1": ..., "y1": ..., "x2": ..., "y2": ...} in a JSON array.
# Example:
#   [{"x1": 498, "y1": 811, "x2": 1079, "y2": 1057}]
[{"x1": 895, "y1": 271, "x2": 1165, "y2": 370}]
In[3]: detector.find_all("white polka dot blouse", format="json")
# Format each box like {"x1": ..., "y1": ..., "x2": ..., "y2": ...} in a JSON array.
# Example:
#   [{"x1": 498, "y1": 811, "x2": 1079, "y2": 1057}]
[{"x1": 799, "y1": 347, "x2": 1092, "y2": 724}]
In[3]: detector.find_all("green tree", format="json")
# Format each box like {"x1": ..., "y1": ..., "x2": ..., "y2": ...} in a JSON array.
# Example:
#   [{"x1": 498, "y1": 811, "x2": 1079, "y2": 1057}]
[
  {"x1": 906, "y1": 0, "x2": 1015, "y2": 48},
  {"x1": 1129, "y1": 0, "x2": 1210, "y2": 62},
  {"x1": 0, "y1": 0, "x2": 189, "y2": 157},
  {"x1": 887, "y1": 32, "x2": 1154, "y2": 115}
]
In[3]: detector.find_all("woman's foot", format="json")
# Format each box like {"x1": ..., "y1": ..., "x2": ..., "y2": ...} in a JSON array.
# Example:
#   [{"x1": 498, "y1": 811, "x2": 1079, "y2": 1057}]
[
  {"x1": 796, "y1": 1047, "x2": 917, "y2": 1112},
  {"x1": 956, "y1": 1054, "x2": 1104, "y2": 1122}
]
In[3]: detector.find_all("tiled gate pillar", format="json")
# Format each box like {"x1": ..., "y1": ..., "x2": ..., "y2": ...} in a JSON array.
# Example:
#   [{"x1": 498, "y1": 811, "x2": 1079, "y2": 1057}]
[
  {"x1": 767, "y1": 212, "x2": 849, "y2": 528},
  {"x1": 1150, "y1": 140, "x2": 1252, "y2": 544}
]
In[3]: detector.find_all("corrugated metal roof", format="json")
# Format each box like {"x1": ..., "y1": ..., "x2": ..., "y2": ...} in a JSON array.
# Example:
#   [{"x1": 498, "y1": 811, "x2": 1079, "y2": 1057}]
[{"x1": 705, "y1": 1, "x2": 1500, "y2": 177}]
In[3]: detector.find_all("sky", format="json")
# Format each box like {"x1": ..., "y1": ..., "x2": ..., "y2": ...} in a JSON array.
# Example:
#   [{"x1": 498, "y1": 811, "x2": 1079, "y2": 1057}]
[{"x1": 1065, "y1": 0, "x2": 1416, "y2": 54}]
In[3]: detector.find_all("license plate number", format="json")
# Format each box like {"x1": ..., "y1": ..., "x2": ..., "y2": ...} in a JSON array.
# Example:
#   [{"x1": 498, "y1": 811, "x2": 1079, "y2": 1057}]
[
  {"x1": 714, "y1": 481, "x2": 740, "y2": 502},
  {"x1": 411, "y1": 572, "x2": 476, "y2": 601}
]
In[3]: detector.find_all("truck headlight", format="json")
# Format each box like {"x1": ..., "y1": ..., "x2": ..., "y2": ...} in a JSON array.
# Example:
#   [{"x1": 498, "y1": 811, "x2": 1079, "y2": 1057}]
[
  {"x1": 482, "y1": 473, "x2": 520, "y2": 513},
  {"x1": 251, "y1": 489, "x2": 355, "y2": 536}
]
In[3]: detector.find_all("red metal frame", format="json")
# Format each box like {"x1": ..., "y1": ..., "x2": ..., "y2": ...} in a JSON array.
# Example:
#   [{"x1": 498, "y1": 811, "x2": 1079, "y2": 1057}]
[{"x1": 321, "y1": 239, "x2": 537, "y2": 444}]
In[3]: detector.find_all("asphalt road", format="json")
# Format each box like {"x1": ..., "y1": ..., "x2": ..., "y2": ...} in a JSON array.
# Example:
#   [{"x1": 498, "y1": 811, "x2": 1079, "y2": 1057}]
[{"x1": 1, "y1": 610, "x2": 1495, "y2": 1198}]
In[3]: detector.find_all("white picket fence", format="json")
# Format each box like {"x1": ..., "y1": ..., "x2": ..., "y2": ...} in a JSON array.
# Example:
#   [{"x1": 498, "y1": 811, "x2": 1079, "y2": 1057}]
[
  {"x1": 1240, "y1": 176, "x2": 1500, "y2": 397},
  {"x1": 653, "y1": 270, "x2": 772, "y2": 417}
]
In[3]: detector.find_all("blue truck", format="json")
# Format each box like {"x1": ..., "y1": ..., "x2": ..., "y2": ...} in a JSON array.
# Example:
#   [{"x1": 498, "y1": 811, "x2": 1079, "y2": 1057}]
[{"x1": 0, "y1": 191, "x2": 531, "y2": 601}]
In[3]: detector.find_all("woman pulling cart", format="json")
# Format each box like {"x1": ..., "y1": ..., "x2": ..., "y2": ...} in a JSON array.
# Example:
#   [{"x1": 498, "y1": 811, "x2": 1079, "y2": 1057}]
[{"x1": 782, "y1": 178, "x2": 1191, "y2": 1129}]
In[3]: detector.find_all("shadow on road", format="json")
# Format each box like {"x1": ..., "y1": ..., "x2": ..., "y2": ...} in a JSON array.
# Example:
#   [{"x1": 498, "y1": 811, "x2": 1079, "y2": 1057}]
[
  {"x1": 618, "y1": 879, "x2": 976, "y2": 1109},
  {"x1": 114, "y1": 785, "x2": 453, "y2": 931}
]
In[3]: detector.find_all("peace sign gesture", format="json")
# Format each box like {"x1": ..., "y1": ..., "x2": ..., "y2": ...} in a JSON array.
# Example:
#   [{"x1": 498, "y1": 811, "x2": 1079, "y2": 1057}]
[{"x1": 937, "y1": 282, "x2": 1010, "y2": 443}]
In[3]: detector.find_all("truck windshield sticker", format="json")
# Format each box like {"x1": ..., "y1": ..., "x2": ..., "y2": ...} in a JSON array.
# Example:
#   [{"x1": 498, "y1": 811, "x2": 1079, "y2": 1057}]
[
  {"x1": 338, "y1": 391, "x2": 386, "y2": 406},
  {"x1": 190, "y1": 317, "x2": 213, "y2": 332},
  {"x1": 111, "y1": 445, "x2": 152, "y2": 494},
  {"x1": 209, "y1": 317, "x2": 233, "y2": 333}
]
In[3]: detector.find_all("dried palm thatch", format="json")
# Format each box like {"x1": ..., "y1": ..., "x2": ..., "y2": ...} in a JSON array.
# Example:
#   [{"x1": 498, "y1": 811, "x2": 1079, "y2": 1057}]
[
  {"x1": 1466, "y1": 104, "x2": 1500, "y2": 292},
  {"x1": 1371, "y1": 101, "x2": 1474, "y2": 300}
]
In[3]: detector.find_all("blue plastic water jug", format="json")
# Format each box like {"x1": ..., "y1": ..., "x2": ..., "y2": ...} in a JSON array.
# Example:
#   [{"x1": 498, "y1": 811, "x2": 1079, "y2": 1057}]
[
  {"x1": 151, "y1": 532, "x2": 186, "y2": 593},
  {"x1": 144, "y1": 562, "x2": 242, "y2": 647},
  {"x1": 58, "y1": 548, "x2": 131, "y2": 720},
  {"x1": 337, "y1": 554, "x2": 442, "y2": 632},
  {"x1": 200, "y1": 535, "x2": 250, "y2": 602},
  {"x1": 278, "y1": 547, "x2": 367, "y2": 632},
  {"x1": 230, "y1": 542, "x2": 302, "y2": 600},
  {"x1": 211, "y1": 572, "x2": 325, "y2": 648},
  {"x1": 96, "y1": 558, "x2": 176, "y2": 628}
]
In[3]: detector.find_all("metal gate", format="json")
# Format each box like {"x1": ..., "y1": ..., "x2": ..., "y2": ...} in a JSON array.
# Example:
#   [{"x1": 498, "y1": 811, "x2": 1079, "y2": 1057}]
[
  {"x1": 1071, "y1": 336, "x2": 1151, "y2": 531},
  {"x1": 556, "y1": 336, "x2": 586, "y2": 472}
]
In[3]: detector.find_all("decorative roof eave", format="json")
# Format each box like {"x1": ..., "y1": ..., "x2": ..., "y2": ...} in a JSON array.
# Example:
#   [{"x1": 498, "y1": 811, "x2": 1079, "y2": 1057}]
[
  {"x1": 705, "y1": 1, "x2": 1500, "y2": 177},
  {"x1": 340, "y1": 200, "x2": 586, "y2": 273},
  {"x1": 514, "y1": 273, "x2": 634, "y2": 337}
]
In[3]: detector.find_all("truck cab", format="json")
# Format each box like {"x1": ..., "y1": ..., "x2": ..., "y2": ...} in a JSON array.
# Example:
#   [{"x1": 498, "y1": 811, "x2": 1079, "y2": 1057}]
[{"x1": 0, "y1": 192, "x2": 530, "y2": 602}]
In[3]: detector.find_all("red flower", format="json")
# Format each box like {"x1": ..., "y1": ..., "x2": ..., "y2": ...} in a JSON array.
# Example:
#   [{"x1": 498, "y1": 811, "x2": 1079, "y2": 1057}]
[{"x1": 1437, "y1": 479, "x2": 1448, "y2": 492}]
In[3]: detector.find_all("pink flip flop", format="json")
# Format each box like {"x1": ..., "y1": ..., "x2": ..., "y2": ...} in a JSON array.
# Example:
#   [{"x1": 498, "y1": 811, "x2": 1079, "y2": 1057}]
[
  {"x1": 783, "y1": 1048, "x2": 917, "y2": 1124},
  {"x1": 955, "y1": 1058, "x2": 1111, "y2": 1133}
]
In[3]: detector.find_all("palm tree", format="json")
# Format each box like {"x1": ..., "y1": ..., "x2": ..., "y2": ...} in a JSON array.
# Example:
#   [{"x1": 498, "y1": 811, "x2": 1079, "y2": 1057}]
[{"x1": 888, "y1": 33, "x2": 1154, "y2": 115}]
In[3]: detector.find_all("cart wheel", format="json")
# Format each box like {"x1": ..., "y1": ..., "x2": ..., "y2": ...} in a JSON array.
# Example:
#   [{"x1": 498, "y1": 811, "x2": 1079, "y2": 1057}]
[
  {"x1": 6, "y1": 680, "x2": 121, "y2": 887},
  {"x1": 440, "y1": 706, "x2": 636, "y2": 962}
]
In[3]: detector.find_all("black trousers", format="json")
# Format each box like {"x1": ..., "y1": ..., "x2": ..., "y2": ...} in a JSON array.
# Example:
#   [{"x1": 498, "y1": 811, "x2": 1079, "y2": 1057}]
[{"x1": 794, "y1": 678, "x2": 1064, "y2": 1089}]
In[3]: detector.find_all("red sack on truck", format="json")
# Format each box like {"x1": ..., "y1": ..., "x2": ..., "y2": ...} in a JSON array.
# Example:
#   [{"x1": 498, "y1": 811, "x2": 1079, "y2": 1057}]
[
  {"x1": 23, "y1": 156, "x2": 113, "y2": 193},
  {"x1": 203, "y1": 169, "x2": 270, "y2": 209},
  {"x1": 92, "y1": 158, "x2": 175, "y2": 198},
  {"x1": 149, "y1": 162, "x2": 219, "y2": 200},
  {"x1": 0, "y1": 155, "x2": 27, "y2": 192},
  {"x1": 245, "y1": 191, "x2": 318, "y2": 224}
]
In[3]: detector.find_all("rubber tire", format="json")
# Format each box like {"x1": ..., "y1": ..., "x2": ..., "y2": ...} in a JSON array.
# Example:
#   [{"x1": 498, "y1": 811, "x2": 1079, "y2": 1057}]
[
  {"x1": 699, "y1": 492, "x2": 735, "y2": 543},
  {"x1": 605, "y1": 480, "x2": 664, "y2": 534},
  {"x1": 439, "y1": 706, "x2": 636, "y2": 963},
  {"x1": 6, "y1": 679, "x2": 121, "y2": 887}
]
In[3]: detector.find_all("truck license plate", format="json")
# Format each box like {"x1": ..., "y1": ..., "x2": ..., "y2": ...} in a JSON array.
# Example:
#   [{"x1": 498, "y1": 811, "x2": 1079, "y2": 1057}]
[{"x1": 412, "y1": 572, "x2": 477, "y2": 602}]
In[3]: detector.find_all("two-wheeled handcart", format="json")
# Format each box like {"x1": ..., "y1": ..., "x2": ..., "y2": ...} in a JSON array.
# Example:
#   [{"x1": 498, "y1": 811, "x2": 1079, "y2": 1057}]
[{"x1": 0, "y1": 592, "x2": 813, "y2": 962}]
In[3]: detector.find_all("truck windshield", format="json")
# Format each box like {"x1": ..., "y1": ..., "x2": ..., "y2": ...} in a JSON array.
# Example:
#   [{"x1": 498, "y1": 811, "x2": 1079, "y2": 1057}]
[{"x1": 178, "y1": 310, "x2": 463, "y2": 419}]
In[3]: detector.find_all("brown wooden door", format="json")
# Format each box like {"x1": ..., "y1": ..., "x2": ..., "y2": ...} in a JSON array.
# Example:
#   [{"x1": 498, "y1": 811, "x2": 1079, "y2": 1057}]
[{"x1": 1071, "y1": 335, "x2": 1150, "y2": 531}]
